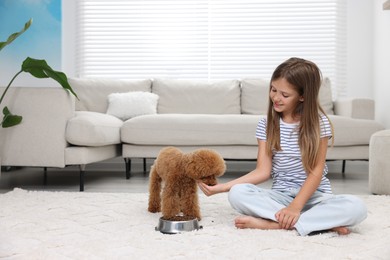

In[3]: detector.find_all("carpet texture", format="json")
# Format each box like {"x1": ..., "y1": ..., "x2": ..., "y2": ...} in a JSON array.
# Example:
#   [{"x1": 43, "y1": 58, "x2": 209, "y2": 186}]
[{"x1": 1, "y1": 188, "x2": 389, "y2": 259}]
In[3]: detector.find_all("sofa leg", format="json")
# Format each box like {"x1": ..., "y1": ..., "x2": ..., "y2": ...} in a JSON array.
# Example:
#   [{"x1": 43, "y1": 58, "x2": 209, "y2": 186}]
[
  {"x1": 342, "y1": 160, "x2": 346, "y2": 178},
  {"x1": 43, "y1": 167, "x2": 48, "y2": 186},
  {"x1": 125, "y1": 158, "x2": 131, "y2": 179},
  {"x1": 79, "y1": 164, "x2": 86, "y2": 192},
  {"x1": 143, "y1": 158, "x2": 147, "y2": 172}
]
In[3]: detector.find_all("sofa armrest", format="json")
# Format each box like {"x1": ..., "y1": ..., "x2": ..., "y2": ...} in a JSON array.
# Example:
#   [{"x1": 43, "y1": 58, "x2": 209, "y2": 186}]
[
  {"x1": 333, "y1": 98, "x2": 375, "y2": 120},
  {"x1": 0, "y1": 87, "x2": 75, "y2": 168}
]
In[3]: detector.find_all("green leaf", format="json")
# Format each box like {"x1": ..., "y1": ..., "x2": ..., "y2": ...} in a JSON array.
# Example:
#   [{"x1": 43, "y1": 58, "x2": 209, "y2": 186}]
[
  {"x1": 21, "y1": 57, "x2": 79, "y2": 99},
  {"x1": 0, "y1": 19, "x2": 32, "y2": 52},
  {"x1": 1, "y1": 106, "x2": 22, "y2": 128}
]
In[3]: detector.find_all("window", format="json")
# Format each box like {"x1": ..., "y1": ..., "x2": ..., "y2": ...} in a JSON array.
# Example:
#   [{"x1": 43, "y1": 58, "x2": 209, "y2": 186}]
[{"x1": 76, "y1": 0, "x2": 347, "y2": 98}]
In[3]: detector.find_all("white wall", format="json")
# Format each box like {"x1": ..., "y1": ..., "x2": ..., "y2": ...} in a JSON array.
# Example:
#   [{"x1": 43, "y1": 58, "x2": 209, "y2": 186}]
[
  {"x1": 347, "y1": 0, "x2": 374, "y2": 99},
  {"x1": 346, "y1": 0, "x2": 390, "y2": 128},
  {"x1": 62, "y1": 0, "x2": 77, "y2": 78},
  {"x1": 373, "y1": 0, "x2": 390, "y2": 128},
  {"x1": 59, "y1": 1, "x2": 387, "y2": 128}
]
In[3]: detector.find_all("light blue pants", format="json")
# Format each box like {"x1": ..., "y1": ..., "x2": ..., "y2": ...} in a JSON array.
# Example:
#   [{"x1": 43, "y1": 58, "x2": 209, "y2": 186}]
[{"x1": 228, "y1": 184, "x2": 367, "y2": 236}]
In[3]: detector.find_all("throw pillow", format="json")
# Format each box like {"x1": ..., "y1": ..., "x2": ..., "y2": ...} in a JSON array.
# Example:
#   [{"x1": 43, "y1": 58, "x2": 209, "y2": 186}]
[{"x1": 106, "y1": 91, "x2": 159, "y2": 120}]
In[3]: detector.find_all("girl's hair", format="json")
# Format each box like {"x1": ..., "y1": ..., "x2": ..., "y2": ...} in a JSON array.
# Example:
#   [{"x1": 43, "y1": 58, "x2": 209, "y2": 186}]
[{"x1": 266, "y1": 57, "x2": 334, "y2": 173}]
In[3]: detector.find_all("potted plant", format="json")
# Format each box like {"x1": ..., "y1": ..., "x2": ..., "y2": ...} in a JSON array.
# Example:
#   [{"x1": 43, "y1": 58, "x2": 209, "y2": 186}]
[
  {"x1": 0, "y1": 19, "x2": 78, "y2": 173},
  {"x1": 0, "y1": 18, "x2": 78, "y2": 128}
]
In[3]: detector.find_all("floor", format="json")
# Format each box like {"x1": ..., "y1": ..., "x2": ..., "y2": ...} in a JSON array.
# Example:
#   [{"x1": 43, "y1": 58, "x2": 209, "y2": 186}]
[{"x1": 0, "y1": 158, "x2": 370, "y2": 195}]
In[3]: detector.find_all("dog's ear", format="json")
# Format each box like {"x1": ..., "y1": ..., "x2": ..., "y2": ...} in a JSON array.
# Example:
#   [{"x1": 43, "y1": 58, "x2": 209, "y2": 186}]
[{"x1": 182, "y1": 149, "x2": 226, "y2": 179}]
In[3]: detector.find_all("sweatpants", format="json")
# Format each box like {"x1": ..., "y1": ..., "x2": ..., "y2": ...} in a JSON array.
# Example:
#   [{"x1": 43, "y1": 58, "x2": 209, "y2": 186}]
[{"x1": 228, "y1": 183, "x2": 367, "y2": 236}]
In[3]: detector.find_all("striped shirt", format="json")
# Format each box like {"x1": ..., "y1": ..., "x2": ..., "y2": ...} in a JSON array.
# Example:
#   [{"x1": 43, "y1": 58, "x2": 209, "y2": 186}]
[{"x1": 256, "y1": 114, "x2": 333, "y2": 194}]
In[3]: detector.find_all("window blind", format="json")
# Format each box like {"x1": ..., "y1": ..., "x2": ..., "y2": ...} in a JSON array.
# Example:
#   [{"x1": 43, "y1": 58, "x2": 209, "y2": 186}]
[{"x1": 76, "y1": 0, "x2": 347, "y2": 98}]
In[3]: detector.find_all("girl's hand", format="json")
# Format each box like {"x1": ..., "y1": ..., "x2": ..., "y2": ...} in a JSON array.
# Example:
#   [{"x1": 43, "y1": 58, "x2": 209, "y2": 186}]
[
  {"x1": 275, "y1": 206, "x2": 301, "y2": 230},
  {"x1": 197, "y1": 181, "x2": 227, "y2": 196}
]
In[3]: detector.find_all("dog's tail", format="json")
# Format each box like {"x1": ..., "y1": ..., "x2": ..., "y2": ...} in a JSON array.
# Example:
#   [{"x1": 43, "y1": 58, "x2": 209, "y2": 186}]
[{"x1": 148, "y1": 164, "x2": 162, "y2": 213}]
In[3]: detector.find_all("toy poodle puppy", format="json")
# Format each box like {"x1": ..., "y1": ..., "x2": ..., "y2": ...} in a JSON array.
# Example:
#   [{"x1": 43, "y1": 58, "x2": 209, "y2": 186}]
[{"x1": 148, "y1": 146, "x2": 226, "y2": 220}]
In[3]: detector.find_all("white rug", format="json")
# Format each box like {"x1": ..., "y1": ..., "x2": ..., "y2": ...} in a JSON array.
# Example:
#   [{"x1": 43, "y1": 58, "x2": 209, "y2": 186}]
[{"x1": 1, "y1": 189, "x2": 389, "y2": 260}]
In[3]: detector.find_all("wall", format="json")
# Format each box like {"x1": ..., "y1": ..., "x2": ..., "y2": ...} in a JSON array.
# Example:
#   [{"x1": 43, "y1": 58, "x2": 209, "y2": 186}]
[
  {"x1": 373, "y1": 0, "x2": 390, "y2": 128},
  {"x1": 346, "y1": 0, "x2": 374, "y2": 99},
  {"x1": 346, "y1": 0, "x2": 390, "y2": 128},
  {"x1": 62, "y1": 0, "x2": 76, "y2": 78}
]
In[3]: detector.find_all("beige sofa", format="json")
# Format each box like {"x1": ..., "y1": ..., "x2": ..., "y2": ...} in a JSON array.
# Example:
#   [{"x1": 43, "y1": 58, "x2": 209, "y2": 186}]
[{"x1": 0, "y1": 78, "x2": 385, "y2": 191}]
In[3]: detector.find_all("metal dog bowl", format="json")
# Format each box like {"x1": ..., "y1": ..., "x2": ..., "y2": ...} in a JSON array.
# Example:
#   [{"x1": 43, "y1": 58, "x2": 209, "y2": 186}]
[{"x1": 155, "y1": 217, "x2": 203, "y2": 234}]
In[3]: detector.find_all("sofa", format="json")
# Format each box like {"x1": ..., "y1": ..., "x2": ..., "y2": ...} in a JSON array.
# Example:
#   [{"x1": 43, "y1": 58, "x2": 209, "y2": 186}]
[{"x1": 0, "y1": 78, "x2": 385, "y2": 191}]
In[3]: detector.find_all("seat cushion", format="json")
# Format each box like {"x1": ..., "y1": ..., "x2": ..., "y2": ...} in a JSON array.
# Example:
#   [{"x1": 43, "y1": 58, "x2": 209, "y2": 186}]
[
  {"x1": 121, "y1": 114, "x2": 264, "y2": 145},
  {"x1": 66, "y1": 111, "x2": 123, "y2": 146},
  {"x1": 329, "y1": 115, "x2": 385, "y2": 146},
  {"x1": 121, "y1": 114, "x2": 383, "y2": 148}
]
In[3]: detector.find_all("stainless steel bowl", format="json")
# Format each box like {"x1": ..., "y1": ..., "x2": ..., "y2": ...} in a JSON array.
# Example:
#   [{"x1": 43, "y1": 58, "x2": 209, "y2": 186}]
[{"x1": 155, "y1": 217, "x2": 203, "y2": 234}]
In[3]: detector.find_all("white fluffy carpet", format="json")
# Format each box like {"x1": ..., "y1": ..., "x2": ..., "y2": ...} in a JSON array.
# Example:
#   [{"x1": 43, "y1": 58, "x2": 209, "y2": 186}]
[{"x1": 1, "y1": 189, "x2": 389, "y2": 259}]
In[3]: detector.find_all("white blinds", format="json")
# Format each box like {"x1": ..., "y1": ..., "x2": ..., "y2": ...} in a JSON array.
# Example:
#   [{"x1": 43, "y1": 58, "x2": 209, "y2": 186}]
[{"x1": 76, "y1": 0, "x2": 347, "y2": 97}]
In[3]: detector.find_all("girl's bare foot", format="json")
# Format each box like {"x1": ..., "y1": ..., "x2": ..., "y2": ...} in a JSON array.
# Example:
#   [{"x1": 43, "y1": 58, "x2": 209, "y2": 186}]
[
  {"x1": 331, "y1": 226, "x2": 351, "y2": 235},
  {"x1": 234, "y1": 216, "x2": 280, "y2": 230},
  {"x1": 234, "y1": 216, "x2": 351, "y2": 236}
]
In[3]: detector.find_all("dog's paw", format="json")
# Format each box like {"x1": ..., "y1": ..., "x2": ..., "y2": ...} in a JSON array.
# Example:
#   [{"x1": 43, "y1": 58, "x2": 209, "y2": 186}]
[{"x1": 148, "y1": 205, "x2": 161, "y2": 213}]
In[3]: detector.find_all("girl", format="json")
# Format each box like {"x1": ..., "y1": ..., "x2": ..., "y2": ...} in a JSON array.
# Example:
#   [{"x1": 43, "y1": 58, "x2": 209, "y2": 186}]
[{"x1": 198, "y1": 57, "x2": 367, "y2": 236}]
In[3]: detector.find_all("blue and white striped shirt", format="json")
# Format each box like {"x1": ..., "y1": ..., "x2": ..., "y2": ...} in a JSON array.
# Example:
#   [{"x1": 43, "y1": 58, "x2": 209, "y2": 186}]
[{"x1": 256, "y1": 115, "x2": 333, "y2": 194}]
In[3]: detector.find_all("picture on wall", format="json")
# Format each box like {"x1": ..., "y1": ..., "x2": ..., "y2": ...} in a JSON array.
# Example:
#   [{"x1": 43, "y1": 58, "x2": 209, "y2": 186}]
[{"x1": 0, "y1": 0, "x2": 62, "y2": 87}]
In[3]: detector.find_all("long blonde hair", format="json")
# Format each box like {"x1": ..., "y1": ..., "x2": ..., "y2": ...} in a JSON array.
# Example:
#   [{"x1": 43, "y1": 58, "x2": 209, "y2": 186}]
[{"x1": 266, "y1": 57, "x2": 334, "y2": 173}]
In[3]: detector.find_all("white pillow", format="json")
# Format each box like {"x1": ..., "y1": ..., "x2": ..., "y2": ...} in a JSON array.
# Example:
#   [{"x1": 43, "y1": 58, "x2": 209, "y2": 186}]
[{"x1": 106, "y1": 91, "x2": 159, "y2": 120}]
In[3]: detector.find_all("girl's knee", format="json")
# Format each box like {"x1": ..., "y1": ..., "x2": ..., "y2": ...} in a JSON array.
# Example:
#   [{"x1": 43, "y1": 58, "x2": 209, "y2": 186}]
[
  {"x1": 228, "y1": 184, "x2": 247, "y2": 205},
  {"x1": 229, "y1": 183, "x2": 247, "y2": 194},
  {"x1": 343, "y1": 195, "x2": 367, "y2": 223},
  {"x1": 228, "y1": 183, "x2": 257, "y2": 208}
]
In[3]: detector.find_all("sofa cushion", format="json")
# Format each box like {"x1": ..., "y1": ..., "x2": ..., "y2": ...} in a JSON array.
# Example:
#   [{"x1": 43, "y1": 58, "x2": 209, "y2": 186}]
[
  {"x1": 120, "y1": 114, "x2": 383, "y2": 147},
  {"x1": 329, "y1": 115, "x2": 384, "y2": 146},
  {"x1": 106, "y1": 91, "x2": 159, "y2": 120},
  {"x1": 240, "y1": 77, "x2": 334, "y2": 115},
  {"x1": 319, "y1": 77, "x2": 334, "y2": 115},
  {"x1": 240, "y1": 79, "x2": 269, "y2": 115},
  {"x1": 152, "y1": 79, "x2": 241, "y2": 114},
  {"x1": 68, "y1": 78, "x2": 152, "y2": 113},
  {"x1": 121, "y1": 114, "x2": 263, "y2": 146},
  {"x1": 66, "y1": 111, "x2": 123, "y2": 146}
]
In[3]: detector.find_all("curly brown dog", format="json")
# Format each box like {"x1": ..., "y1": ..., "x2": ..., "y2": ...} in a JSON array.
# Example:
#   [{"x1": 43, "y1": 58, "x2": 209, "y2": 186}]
[{"x1": 148, "y1": 147, "x2": 226, "y2": 220}]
